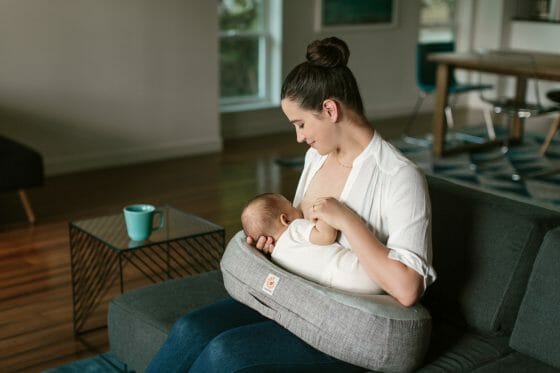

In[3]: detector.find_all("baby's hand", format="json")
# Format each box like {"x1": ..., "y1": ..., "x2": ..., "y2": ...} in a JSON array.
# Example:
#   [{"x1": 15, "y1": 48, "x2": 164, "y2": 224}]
[
  {"x1": 310, "y1": 197, "x2": 353, "y2": 231},
  {"x1": 246, "y1": 235, "x2": 275, "y2": 254}
]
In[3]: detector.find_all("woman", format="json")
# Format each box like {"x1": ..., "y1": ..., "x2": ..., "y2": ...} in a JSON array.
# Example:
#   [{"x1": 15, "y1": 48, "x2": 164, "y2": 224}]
[{"x1": 147, "y1": 36, "x2": 435, "y2": 372}]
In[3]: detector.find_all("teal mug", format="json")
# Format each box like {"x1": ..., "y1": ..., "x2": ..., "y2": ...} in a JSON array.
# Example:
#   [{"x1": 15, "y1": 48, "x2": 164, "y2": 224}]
[{"x1": 123, "y1": 204, "x2": 164, "y2": 241}]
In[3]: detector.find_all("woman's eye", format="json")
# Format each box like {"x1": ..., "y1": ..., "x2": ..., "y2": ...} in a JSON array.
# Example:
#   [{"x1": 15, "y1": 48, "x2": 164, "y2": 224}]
[{"x1": 297, "y1": 123, "x2": 304, "y2": 129}]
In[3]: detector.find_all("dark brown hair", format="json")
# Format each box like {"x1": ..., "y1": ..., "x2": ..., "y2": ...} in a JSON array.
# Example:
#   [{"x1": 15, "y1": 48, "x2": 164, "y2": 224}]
[{"x1": 281, "y1": 37, "x2": 364, "y2": 116}]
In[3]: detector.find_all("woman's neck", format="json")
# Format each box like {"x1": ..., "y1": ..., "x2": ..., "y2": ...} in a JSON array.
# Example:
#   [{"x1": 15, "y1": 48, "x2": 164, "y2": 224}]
[{"x1": 334, "y1": 117, "x2": 374, "y2": 165}]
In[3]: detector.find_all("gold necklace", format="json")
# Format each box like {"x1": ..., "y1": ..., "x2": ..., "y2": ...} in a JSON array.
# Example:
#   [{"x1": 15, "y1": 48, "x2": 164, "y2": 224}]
[{"x1": 334, "y1": 153, "x2": 353, "y2": 169}]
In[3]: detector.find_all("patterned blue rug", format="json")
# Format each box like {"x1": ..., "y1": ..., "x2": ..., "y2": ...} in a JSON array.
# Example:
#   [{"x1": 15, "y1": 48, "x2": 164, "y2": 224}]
[
  {"x1": 392, "y1": 126, "x2": 560, "y2": 211},
  {"x1": 42, "y1": 352, "x2": 126, "y2": 373},
  {"x1": 276, "y1": 126, "x2": 560, "y2": 211}
]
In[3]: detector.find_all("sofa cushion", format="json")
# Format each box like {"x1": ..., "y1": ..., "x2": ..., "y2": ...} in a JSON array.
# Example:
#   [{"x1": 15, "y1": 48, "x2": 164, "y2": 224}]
[
  {"x1": 418, "y1": 319, "x2": 511, "y2": 372},
  {"x1": 108, "y1": 271, "x2": 228, "y2": 373},
  {"x1": 470, "y1": 352, "x2": 559, "y2": 373},
  {"x1": 509, "y1": 227, "x2": 560, "y2": 369},
  {"x1": 424, "y1": 175, "x2": 560, "y2": 334},
  {"x1": 221, "y1": 231, "x2": 432, "y2": 372}
]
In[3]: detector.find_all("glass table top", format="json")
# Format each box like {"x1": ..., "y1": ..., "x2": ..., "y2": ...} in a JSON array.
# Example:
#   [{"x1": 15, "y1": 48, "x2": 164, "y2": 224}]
[{"x1": 70, "y1": 205, "x2": 223, "y2": 251}]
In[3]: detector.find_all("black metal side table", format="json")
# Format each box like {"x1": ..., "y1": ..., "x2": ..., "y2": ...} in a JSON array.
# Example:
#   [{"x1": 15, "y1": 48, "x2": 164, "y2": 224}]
[{"x1": 68, "y1": 205, "x2": 224, "y2": 335}]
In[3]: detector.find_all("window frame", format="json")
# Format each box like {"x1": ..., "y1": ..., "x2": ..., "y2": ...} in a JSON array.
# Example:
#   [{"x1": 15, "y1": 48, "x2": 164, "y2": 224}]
[
  {"x1": 219, "y1": 0, "x2": 282, "y2": 113},
  {"x1": 418, "y1": 0, "x2": 456, "y2": 42}
]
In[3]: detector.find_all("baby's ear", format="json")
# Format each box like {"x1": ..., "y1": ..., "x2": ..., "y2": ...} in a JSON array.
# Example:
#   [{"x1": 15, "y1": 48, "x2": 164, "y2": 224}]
[{"x1": 280, "y1": 213, "x2": 290, "y2": 226}]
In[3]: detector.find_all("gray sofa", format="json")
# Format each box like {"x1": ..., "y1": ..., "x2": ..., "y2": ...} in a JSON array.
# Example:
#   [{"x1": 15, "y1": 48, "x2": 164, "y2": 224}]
[{"x1": 108, "y1": 175, "x2": 560, "y2": 372}]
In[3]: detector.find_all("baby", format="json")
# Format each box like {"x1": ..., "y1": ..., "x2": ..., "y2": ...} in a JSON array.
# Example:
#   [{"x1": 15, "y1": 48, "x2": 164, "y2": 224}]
[{"x1": 241, "y1": 193, "x2": 382, "y2": 294}]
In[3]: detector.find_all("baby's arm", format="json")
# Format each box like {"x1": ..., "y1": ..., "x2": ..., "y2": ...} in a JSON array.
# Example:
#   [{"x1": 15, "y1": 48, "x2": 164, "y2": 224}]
[{"x1": 309, "y1": 219, "x2": 337, "y2": 245}]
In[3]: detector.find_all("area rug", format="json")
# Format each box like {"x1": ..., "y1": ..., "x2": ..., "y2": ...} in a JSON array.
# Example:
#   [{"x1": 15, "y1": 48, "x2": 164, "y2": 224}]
[
  {"x1": 393, "y1": 127, "x2": 560, "y2": 210},
  {"x1": 42, "y1": 352, "x2": 126, "y2": 373},
  {"x1": 276, "y1": 126, "x2": 560, "y2": 211}
]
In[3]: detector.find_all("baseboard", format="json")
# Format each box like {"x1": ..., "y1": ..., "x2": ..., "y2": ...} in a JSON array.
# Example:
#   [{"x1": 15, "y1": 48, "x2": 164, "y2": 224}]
[{"x1": 44, "y1": 137, "x2": 223, "y2": 176}]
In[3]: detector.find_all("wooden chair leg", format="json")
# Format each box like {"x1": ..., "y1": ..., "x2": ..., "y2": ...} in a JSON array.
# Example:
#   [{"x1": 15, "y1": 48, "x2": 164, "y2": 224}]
[
  {"x1": 539, "y1": 115, "x2": 560, "y2": 156},
  {"x1": 18, "y1": 190, "x2": 36, "y2": 224}
]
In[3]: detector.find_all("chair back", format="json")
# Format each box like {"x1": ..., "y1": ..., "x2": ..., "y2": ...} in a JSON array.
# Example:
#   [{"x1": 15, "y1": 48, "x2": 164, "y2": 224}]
[{"x1": 416, "y1": 41, "x2": 458, "y2": 92}]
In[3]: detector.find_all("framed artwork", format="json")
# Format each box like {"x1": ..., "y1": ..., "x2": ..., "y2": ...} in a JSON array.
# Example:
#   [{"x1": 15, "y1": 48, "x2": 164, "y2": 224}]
[{"x1": 315, "y1": 0, "x2": 398, "y2": 31}]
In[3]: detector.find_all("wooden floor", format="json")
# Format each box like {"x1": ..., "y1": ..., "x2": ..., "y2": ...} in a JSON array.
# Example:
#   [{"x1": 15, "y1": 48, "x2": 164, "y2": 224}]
[{"x1": 0, "y1": 113, "x2": 429, "y2": 372}]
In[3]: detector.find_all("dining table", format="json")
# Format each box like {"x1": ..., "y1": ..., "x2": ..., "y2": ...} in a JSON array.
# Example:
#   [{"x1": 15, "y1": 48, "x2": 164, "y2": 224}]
[{"x1": 428, "y1": 49, "x2": 560, "y2": 157}]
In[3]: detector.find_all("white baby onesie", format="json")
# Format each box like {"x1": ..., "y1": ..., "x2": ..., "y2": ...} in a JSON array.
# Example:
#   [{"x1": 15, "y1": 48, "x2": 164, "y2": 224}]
[{"x1": 271, "y1": 218, "x2": 382, "y2": 294}]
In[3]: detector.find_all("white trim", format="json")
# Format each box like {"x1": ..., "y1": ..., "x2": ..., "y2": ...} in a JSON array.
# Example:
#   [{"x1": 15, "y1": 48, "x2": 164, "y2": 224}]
[
  {"x1": 267, "y1": 0, "x2": 282, "y2": 106},
  {"x1": 44, "y1": 138, "x2": 223, "y2": 176}
]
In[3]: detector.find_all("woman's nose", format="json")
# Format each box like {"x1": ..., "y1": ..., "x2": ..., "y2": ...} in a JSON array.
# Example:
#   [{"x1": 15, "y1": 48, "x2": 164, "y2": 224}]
[{"x1": 296, "y1": 130, "x2": 305, "y2": 143}]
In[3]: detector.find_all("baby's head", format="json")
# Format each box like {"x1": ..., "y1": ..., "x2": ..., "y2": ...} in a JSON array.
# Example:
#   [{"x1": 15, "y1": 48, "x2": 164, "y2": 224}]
[{"x1": 241, "y1": 193, "x2": 302, "y2": 240}]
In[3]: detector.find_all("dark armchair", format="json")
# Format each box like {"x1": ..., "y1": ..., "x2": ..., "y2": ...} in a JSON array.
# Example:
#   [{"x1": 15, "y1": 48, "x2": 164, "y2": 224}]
[{"x1": 0, "y1": 135, "x2": 44, "y2": 223}]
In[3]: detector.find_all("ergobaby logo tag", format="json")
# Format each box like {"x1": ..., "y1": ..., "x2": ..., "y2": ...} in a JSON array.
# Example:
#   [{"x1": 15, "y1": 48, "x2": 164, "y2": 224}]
[{"x1": 262, "y1": 273, "x2": 279, "y2": 295}]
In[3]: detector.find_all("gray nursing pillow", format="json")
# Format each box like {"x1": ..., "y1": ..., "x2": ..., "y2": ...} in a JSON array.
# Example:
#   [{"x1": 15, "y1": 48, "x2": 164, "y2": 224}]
[{"x1": 220, "y1": 231, "x2": 432, "y2": 372}]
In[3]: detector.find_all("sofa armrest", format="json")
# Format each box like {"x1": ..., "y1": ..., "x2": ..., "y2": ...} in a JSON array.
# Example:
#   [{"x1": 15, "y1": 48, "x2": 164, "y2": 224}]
[{"x1": 108, "y1": 271, "x2": 228, "y2": 372}]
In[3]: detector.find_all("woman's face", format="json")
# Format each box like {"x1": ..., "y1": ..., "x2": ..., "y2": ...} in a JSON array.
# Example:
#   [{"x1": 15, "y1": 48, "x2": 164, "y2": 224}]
[{"x1": 281, "y1": 98, "x2": 336, "y2": 155}]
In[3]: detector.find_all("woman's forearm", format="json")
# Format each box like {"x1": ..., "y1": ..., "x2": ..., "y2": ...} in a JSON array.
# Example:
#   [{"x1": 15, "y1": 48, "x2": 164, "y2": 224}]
[{"x1": 339, "y1": 213, "x2": 423, "y2": 307}]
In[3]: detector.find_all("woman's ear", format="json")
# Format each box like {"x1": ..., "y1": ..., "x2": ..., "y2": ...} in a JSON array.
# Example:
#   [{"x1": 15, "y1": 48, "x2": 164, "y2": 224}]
[
  {"x1": 322, "y1": 99, "x2": 339, "y2": 123},
  {"x1": 280, "y1": 213, "x2": 290, "y2": 226}
]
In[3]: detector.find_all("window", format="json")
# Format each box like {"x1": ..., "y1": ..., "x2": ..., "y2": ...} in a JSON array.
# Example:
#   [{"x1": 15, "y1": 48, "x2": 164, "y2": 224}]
[
  {"x1": 218, "y1": 0, "x2": 282, "y2": 112},
  {"x1": 419, "y1": 0, "x2": 456, "y2": 42}
]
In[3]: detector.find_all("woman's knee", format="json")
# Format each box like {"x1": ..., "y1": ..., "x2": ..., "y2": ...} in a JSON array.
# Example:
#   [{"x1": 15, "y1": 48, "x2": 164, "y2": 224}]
[
  {"x1": 168, "y1": 297, "x2": 267, "y2": 342},
  {"x1": 189, "y1": 320, "x2": 362, "y2": 373},
  {"x1": 168, "y1": 312, "x2": 199, "y2": 337},
  {"x1": 189, "y1": 321, "x2": 310, "y2": 372},
  {"x1": 168, "y1": 308, "x2": 221, "y2": 343},
  {"x1": 189, "y1": 329, "x2": 248, "y2": 372}
]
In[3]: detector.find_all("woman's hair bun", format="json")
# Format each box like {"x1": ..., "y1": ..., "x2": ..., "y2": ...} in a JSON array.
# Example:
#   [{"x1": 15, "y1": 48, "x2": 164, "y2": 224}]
[{"x1": 306, "y1": 37, "x2": 349, "y2": 68}]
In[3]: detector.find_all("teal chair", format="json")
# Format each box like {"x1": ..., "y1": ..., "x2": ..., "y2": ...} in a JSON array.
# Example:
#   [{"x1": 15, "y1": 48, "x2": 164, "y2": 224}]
[{"x1": 404, "y1": 41, "x2": 494, "y2": 146}]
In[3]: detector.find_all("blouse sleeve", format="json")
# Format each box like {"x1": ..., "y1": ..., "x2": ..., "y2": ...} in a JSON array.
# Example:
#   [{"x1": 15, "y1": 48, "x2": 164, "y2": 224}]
[{"x1": 383, "y1": 166, "x2": 436, "y2": 289}]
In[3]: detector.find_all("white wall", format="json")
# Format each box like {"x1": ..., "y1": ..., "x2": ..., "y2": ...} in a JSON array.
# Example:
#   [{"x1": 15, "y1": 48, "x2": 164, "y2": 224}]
[
  {"x1": 510, "y1": 21, "x2": 560, "y2": 53},
  {"x1": 0, "y1": 0, "x2": 221, "y2": 175},
  {"x1": 464, "y1": 0, "x2": 560, "y2": 127},
  {"x1": 510, "y1": 20, "x2": 560, "y2": 104},
  {"x1": 222, "y1": 0, "x2": 422, "y2": 139}
]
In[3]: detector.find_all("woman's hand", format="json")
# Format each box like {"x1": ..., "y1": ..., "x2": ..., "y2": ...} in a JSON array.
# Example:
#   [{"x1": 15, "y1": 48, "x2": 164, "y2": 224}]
[
  {"x1": 246, "y1": 235, "x2": 275, "y2": 254},
  {"x1": 309, "y1": 197, "x2": 355, "y2": 231}
]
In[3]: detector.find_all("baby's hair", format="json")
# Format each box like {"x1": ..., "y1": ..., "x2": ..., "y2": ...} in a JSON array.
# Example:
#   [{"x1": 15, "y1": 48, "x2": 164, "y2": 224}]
[
  {"x1": 281, "y1": 37, "x2": 364, "y2": 116},
  {"x1": 241, "y1": 193, "x2": 285, "y2": 239}
]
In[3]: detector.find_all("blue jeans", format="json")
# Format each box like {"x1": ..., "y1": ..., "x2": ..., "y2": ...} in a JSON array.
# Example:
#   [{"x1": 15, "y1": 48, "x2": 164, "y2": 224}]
[{"x1": 146, "y1": 297, "x2": 362, "y2": 372}]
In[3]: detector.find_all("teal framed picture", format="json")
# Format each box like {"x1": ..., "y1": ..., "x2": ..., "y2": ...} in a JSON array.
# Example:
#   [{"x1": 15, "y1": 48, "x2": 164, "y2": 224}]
[{"x1": 315, "y1": 0, "x2": 398, "y2": 31}]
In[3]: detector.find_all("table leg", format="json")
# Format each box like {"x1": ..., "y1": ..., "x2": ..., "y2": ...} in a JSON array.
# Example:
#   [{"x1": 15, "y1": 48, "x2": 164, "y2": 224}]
[
  {"x1": 69, "y1": 225, "x2": 120, "y2": 334},
  {"x1": 433, "y1": 64, "x2": 450, "y2": 157},
  {"x1": 510, "y1": 77, "x2": 527, "y2": 142}
]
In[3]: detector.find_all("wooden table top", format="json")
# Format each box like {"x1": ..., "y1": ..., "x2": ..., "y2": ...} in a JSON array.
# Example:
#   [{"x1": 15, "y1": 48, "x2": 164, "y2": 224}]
[{"x1": 429, "y1": 50, "x2": 560, "y2": 81}]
